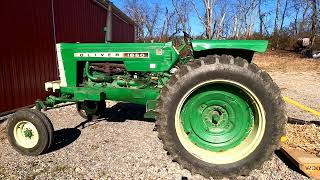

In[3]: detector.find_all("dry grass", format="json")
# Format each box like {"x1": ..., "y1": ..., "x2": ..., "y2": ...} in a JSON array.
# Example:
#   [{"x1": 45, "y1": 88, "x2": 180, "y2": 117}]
[
  {"x1": 285, "y1": 124, "x2": 320, "y2": 156},
  {"x1": 254, "y1": 51, "x2": 320, "y2": 72}
]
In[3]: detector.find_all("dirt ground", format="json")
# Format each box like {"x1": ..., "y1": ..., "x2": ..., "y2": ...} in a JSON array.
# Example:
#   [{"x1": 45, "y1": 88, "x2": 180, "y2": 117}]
[
  {"x1": 255, "y1": 51, "x2": 320, "y2": 157},
  {"x1": 0, "y1": 51, "x2": 319, "y2": 179}
]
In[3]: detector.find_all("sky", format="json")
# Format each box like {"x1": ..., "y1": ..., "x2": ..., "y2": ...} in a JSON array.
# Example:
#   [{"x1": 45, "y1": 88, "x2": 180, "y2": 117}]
[
  {"x1": 112, "y1": 0, "x2": 204, "y2": 35},
  {"x1": 112, "y1": 0, "x2": 297, "y2": 36}
]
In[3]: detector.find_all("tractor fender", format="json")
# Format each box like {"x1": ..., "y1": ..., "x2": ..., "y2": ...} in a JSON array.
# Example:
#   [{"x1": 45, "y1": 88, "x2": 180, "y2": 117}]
[{"x1": 191, "y1": 40, "x2": 268, "y2": 62}]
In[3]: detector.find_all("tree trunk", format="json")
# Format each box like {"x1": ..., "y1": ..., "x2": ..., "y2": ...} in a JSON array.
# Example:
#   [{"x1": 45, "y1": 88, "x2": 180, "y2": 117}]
[
  {"x1": 274, "y1": 0, "x2": 281, "y2": 35},
  {"x1": 233, "y1": 15, "x2": 239, "y2": 39},
  {"x1": 159, "y1": 8, "x2": 168, "y2": 42},
  {"x1": 172, "y1": 0, "x2": 190, "y2": 33},
  {"x1": 216, "y1": 13, "x2": 225, "y2": 39},
  {"x1": 280, "y1": 0, "x2": 288, "y2": 31},
  {"x1": 294, "y1": 9, "x2": 299, "y2": 36},
  {"x1": 243, "y1": 1, "x2": 249, "y2": 38},
  {"x1": 258, "y1": 0, "x2": 263, "y2": 36},
  {"x1": 300, "y1": 2, "x2": 311, "y2": 34},
  {"x1": 248, "y1": 0, "x2": 255, "y2": 37},
  {"x1": 192, "y1": 0, "x2": 216, "y2": 39},
  {"x1": 274, "y1": 0, "x2": 281, "y2": 49},
  {"x1": 311, "y1": 0, "x2": 319, "y2": 47}
]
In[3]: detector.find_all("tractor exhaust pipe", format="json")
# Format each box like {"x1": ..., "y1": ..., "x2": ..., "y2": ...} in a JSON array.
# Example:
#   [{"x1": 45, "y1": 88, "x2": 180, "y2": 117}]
[
  {"x1": 94, "y1": 0, "x2": 112, "y2": 42},
  {"x1": 105, "y1": 1, "x2": 113, "y2": 42}
]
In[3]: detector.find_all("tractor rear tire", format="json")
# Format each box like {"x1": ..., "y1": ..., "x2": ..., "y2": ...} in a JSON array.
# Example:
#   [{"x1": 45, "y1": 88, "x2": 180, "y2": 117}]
[
  {"x1": 7, "y1": 109, "x2": 54, "y2": 156},
  {"x1": 156, "y1": 55, "x2": 286, "y2": 178}
]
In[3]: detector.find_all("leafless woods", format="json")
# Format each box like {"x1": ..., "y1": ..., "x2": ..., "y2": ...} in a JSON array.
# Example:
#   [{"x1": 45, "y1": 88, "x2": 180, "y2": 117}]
[{"x1": 124, "y1": 0, "x2": 319, "y2": 49}]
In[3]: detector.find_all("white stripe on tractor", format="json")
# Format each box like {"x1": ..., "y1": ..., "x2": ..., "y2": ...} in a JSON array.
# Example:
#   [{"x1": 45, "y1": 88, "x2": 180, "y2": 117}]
[{"x1": 56, "y1": 44, "x2": 67, "y2": 87}]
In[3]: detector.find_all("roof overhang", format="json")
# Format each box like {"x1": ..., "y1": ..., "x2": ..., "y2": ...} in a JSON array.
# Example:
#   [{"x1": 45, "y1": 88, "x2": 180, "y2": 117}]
[{"x1": 93, "y1": 0, "x2": 135, "y2": 25}]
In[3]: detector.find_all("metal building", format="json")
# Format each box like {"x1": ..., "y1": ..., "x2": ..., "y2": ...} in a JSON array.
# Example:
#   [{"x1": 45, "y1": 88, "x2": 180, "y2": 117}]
[{"x1": 0, "y1": 0, "x2": 135, "y2": 114}]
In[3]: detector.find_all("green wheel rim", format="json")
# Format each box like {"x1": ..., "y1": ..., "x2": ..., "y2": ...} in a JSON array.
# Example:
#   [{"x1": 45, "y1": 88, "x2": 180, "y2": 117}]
[{"x1": 175, "y1": 80, "x2": 266, "y2": 164}]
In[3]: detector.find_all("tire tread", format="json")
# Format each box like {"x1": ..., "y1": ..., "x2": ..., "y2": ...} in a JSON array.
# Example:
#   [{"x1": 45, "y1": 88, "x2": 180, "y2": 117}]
[{"x1": 156, "y1": 55, "x2": 286, "y2": 178}]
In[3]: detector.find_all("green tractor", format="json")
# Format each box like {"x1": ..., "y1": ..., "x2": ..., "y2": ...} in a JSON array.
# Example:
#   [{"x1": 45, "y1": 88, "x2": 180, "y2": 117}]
[{"x1": 7, "y1": 32, "x2": 286, "y2": 178}]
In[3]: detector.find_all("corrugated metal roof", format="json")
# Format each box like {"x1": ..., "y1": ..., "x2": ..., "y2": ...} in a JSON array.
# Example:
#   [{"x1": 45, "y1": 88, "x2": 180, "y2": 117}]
[{"x1": 95, "y1": 0, "x2": 135, "y2": 25}]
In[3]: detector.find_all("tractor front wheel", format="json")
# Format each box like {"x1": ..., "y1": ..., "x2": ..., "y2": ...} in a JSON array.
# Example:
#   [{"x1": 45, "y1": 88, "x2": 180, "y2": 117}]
[
  {"x1": 7, "y1": 109, "x2": 54, "y2": 156},
  {"x1": 156, "y1": 55, "x2": 286, "y2": 178}
]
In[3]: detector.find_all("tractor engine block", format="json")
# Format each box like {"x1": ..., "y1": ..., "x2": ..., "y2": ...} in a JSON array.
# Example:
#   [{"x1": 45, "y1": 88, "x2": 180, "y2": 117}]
[
  {"x1": 83, "y1": 62, "x2": 160, "y2": 89},
  {"x1": 90, "y1": 62, "x2": 125, "y2": 76}
]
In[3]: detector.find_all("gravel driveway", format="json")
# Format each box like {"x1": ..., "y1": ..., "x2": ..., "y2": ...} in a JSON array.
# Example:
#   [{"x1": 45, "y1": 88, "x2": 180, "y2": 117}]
[{"x1": 0, "y1": 71, "x2": 318, "y2": 180}]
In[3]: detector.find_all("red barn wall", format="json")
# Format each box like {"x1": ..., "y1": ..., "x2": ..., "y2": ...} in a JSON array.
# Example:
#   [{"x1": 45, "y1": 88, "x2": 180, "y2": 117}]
[
  {"x1": 54, "y1": 0, "x2": 107, "y2": 43},
  {"x1": 0, "y1": 0, "x2": 135, "y2": 114},
  {"x1": 112, "y1": 13, "x2": 135, "y2": 42},
  {"x1": 54, "y1": 0, "x2": 135, "y2": 43},
  {"x1": 0, "y1": 0, "x2": 58, "y2": 113}
]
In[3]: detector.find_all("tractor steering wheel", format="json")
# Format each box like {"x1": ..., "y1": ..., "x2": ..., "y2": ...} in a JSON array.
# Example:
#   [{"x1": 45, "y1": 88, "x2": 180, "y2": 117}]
[{"x1": 183, "y1": 31, "x2": 192, "y2": 45}]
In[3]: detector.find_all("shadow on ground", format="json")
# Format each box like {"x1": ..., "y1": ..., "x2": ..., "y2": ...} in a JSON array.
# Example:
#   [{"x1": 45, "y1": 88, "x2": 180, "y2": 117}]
[
  {"x1": 48, "y1": 128, "x2": 81, "y2": 153},
  {"x1": 50, "y1": 102, "x2": 151, "y2": 153},
  {"x1": 75, "y1": 102, "x2": 154, "y2": 129},
  {"x1": 102, "y1": 102, "x2": 153, "y2": 122}
]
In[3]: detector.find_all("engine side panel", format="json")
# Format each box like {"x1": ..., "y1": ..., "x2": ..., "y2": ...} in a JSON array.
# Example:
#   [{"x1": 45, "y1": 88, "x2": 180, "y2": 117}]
[{"x1": 58, "y1": 42, "x2": 179, "y2": 87}]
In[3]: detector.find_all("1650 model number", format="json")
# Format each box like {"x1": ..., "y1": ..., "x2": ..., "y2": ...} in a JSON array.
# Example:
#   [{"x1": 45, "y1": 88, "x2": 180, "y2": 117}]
[
  {"x1": 74, "y1": 52, "x2": 149, "y2": 58},
  {"x1": 124, "y1": 53, "x2": 149, "y2": 58}
]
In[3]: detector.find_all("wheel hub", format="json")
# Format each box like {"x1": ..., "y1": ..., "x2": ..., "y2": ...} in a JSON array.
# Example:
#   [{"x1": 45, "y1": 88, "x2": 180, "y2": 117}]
[
  {"x1": 181, "y1": 84, "x2": 254, "y2": 152},
  {"x1": 23, "y1": 128, "x2": 33, "y2": 138},
  {"x1": 202, "y1": 106, "x2": 228, "y2": 128}
]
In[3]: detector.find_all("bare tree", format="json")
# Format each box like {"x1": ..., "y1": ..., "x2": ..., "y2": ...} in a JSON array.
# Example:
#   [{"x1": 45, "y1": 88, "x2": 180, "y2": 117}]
[
  {"x1": 257, "y1": 0, "x2": 270, "y2": 36},
  {"x1": 124, "y1": 0, "x2": 145, "y2": 40},
  {"x1": 122, "y1": 0, "x2": 317, "y2": 46},
  {"x1": 248, "y1": 0, "x2": 256, "y2": 37},
  {"x1": 215, "y1": 5, "x2": 226, "y2": 39},
  {"x1": 292, "y1": 0, "x2": 302, "y2": 36},
  {"x1": 280, "y1": 0, "x2": 288, "y2": 31},
  {"x1": 233, "y1": 15, "x2": 239, "y2": 39},
  {"x1": 144, "y1": 3, "x2": 160, "y2": 39},
  {"x1": 213, "y1": 14, "x2": 225, "y2": 39},
  {"x1": 300, "y1": 0, "x2": 311, "y2": 33},
  {"x1": 258, "y1": 0, "x2": 263, "y2": 36},
  {"x1": 274, "y1": 0, "x2": 281, "y2": 35},
  {"x1": 273, "y1": 0, "x2": 281, "y2": 49},
  {"x1": 192, "y1": 0, "x2": 216, "y2": 39},
  {"x1": 236, "y1": 0, "x2": 251, "y2": 38},
  {"x1": 125, "y1": 0, "x2": 161, "y2": 41},
  {"x1": 172, "y1": 0, "x2": 192, "y2": 33},
  {"x1": 159, "y1": 7, "x2": 176, "y2": 42},
  {"x1": 311, "y1": 0, "x2": 319, "y2": 46}
]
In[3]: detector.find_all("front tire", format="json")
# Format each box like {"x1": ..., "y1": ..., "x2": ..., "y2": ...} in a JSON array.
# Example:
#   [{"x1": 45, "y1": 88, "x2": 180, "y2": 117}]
[
  {"x1": 7, "y1": 109, "x2": 54, "y2": 156},
  {"x1": 156, "y1": 55, "x2": 286, "y2": 178}
]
